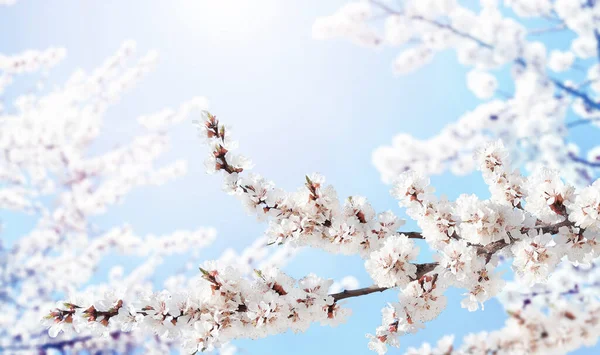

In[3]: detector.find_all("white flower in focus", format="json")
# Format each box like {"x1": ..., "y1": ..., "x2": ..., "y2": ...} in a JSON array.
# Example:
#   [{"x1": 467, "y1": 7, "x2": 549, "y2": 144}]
[
  {"x1": 391, "y1": 171, "x2": 434, "y2": 210},
  {"x1": 512, "y1": 230, "x2": 559, "y2": 285},
  {"x1": 438, "y1": 240, "x2": 477, "y2": 282},
  {"x1": 569, "y1": 180, "x2": 600, "y2": 230},
  {"x1": 475, "y1": 140, "x2": 510, "y2": 179},
  {"x1": 365, "y1": 235, "x2": 418, "y2": 288}
]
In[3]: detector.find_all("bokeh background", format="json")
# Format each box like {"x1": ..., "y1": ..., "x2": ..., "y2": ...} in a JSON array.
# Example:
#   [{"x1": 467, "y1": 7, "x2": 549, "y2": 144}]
[{"x1": 1, "y1": 0, "x2": 596, "y2": 353}]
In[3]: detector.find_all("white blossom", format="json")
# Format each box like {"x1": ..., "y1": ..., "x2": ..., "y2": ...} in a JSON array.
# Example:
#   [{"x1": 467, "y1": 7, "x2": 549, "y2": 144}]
[{"x1": 365, "y1": 235, "x2": 419, "y2": 288}]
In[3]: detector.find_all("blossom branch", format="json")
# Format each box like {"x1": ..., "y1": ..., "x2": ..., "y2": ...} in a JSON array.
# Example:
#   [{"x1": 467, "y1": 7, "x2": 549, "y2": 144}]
[{"x1": 47, "y1": 97, "x2": 600, "y2": 355}]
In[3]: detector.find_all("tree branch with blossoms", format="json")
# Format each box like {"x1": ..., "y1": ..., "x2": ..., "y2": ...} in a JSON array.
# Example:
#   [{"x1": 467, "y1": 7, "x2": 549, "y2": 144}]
[{"x1": 47, "y1": 111, "x2": 600, "y2": 354}]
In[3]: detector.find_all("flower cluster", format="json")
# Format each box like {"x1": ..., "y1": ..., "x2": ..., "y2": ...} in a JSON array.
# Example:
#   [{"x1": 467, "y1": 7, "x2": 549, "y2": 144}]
[
  {"x1": 44, "y1": 264, "x2": 350, "y2": 353},
  {"x1": 407, "y1": 258, "x2": 600, "y2": 354},
  {"x1": 364, "y1": 235, "x2": 419, "y2": 288},
  {"x1": 314, "y1": 0, "x2": 600, "y2": 187},
  {"x1": 194, "y1": 112, "x2": 408, "y2": 258},
  {"x1": 368, "y1": 275, "x2": 447, "y2": 354}
]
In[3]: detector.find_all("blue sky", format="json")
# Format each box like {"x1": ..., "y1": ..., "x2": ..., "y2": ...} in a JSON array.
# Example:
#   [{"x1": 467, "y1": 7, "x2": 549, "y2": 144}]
[{"x1": 1, "y1": 1, "x2": 596, "y2": 354}]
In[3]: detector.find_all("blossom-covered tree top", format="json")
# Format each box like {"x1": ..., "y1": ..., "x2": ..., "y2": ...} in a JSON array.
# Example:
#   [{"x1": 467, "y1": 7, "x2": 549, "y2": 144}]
[
  {"x1": 45, "y1": 111, "x2": 600, "y2": 354},
  {"x1": 313, "y1": 0, "x2": 600, "y2": 187}
]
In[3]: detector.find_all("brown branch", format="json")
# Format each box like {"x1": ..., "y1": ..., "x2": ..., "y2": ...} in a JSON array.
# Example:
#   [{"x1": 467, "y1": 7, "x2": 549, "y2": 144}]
[
  {"x1": 330, "y1": 262, "x2": 439, "y2": 301},
  {"x1": 400, "y1": 231, "x2": 425, "y2": 239},
  {"x1": 473, "y1": 220, "x2": 575, "y2": 262},
  {"x1": 414, "y1": 262, "x2": 439, "y2": 279},
  {"x1": 399, "y1": 219, "x2": 572, "y2": 242},
  {"x1": 331, "y1": 285, "x2": 389, "y2": 301},
  {"x1": 537, "y1": 219, "x2": 573, "y2": 234}
]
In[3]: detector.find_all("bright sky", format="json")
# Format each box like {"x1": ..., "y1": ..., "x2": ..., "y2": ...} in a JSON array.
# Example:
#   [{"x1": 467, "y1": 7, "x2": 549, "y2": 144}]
[{"x1": 1, "y1": 1, "x2": 597, "y2": 354}]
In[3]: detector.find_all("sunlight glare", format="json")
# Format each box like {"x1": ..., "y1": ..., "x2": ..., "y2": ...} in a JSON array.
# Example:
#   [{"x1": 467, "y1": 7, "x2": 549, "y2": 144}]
[{"x1": 176, "y1": 0, "x2": 279, "y2": 41}]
